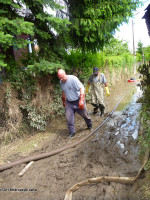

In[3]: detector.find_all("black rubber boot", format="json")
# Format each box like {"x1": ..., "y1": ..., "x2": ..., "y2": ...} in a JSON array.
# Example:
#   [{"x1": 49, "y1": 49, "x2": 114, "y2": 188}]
[
  {"x1": 93, "y1": 107, "x2": 98, "y2": 114},
  {"x1": 99, "y1": 104, "x2": 105, "y2": 116},
  {"x1": 91, "y1": 103, "x2": 99, "y2": 114}
]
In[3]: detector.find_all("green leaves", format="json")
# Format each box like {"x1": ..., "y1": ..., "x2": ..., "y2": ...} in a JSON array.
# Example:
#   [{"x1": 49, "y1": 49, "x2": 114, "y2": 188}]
[
  {"x1": 144, "y1": 46, "x2": 150, "y2": 62},
  {"x1": 0, "y1": 54, "x2": 7, "y2": 67},
  {"x1": 103, "y1": 38, "x2": 130, "y2": 56},
  {"x1": 65, "y1": 37, "x2": 134, "y2": 81},
  {"x1": 0, "y1": 15, "x2": 34, "y2": 68},
  {"x1": 138, "y1": 62, "x2": 150, "y2": 155},
  {"x1": 0, "y1": 31, "x2": 13, "y2": 49},
  {"x1": 27, "y1": 59, "x2": 64, "y2": 75},
  {"x1": 0, "y1": 17, "x2": 34, "y2": 36},
  {"x1": 0, "y1": 0, "x2": 71, "y2": 71},
  {"x1": 68, "y1": 0, "x2": 142, "y2": 52}
]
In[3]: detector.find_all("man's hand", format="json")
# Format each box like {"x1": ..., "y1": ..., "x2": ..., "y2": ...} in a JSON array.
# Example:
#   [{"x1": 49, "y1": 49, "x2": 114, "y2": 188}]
[
  {"x1": 62, "y1": 97, "x2": 66, "y2": 107},
  {"x1": 62, "y1": 91, "x2": 66, "y2": 107},
  {"x1": 79, "y1": 94, "x2": 85, "y2": 110}
]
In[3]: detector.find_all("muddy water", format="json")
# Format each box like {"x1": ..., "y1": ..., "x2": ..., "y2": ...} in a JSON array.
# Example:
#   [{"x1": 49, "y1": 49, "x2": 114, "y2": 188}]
[
  {"x1": 106, "y1": 79, "x2": 142, "y2": 112},
  {"x1": 100, "y1": 79, "x2": 142, "y2": 166},
  {"x1": 0, "y1": 78, "x2": 144, "y2": 200}
]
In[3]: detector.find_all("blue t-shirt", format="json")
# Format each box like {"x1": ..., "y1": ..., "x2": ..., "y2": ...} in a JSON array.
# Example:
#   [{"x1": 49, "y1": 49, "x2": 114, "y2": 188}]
[{"x1": 60, "y1": 75, "x2": 84, "y2": 101}]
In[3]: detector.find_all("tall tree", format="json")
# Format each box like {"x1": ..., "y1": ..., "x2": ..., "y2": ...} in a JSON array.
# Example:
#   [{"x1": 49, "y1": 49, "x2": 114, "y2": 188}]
[
  {"x1": 144, "y1": 46, "x2": 150, "y2": 62},
  {"x1": 66, "y1": 0, "x2": 142, "y2": 52},
  {"x1": 136, "y1": 40, "x2": 144, "y2": 62},
  {"x1": 137, "y1": 40, "x2": 143, "y2": 55},
  {"x1": 0, "y1": 0, "x2": 34, "y2": 70},
  {"x1": 0, "y1": 0, "x2": 142, "y2": 72},
  {"x1": 0, "y1": 0, "x2": 70, "y2": 71},
  {"x1": 103, "y1": 38, "x2": 130, "y2": 56}
]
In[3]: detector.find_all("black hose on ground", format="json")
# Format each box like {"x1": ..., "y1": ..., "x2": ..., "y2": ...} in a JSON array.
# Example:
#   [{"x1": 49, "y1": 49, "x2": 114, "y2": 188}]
[{"x1": 0, "y1": 96, "x2": 124, "y2": 172}]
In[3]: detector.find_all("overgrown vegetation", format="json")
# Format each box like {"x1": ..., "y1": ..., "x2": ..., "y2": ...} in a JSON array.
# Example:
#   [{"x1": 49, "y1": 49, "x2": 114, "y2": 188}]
[
  {"x1": 138, "y1": 63, "x2": 150, "y2": 175},
  {"x1": 136, "y1": 42, "x2": 150, "y2": 188},
  {"x1": 136, "y1": 41, "x2": 150, "y2": 63},
  {"x1": 67, "y1": 0, "x2": 142, "y2": 52},
  {"x1": 5, "y1": 69, "x2": 64, "y2": 133},
  {"x1": 64, "y1": 38, "x2": 135, "y2": 82}
]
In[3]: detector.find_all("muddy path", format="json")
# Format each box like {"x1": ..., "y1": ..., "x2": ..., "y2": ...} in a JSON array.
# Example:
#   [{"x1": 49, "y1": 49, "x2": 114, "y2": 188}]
[{"x1": 0, "y1": 78, "x2": 144, "y2": 200}]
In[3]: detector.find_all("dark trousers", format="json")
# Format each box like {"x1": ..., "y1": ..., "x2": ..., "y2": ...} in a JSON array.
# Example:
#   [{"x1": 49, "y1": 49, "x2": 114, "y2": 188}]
[{"x1": 65, "y1": 100, "x2": 92, "y2": 133}]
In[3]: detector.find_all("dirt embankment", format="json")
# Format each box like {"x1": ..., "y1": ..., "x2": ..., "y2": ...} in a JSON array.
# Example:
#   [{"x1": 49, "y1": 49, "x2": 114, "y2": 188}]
[
  {"x1": 0, "y1": 78, "x2": 149, "y2": 200},
  {"x1": 0, "y1": 74, "x2": 55, "y2": 142}
]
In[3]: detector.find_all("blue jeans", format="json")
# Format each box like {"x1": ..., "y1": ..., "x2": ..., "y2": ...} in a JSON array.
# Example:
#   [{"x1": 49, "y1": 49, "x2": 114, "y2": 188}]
[{"x1": 65, "y1": 99, "x2": 92, "y2": 133}]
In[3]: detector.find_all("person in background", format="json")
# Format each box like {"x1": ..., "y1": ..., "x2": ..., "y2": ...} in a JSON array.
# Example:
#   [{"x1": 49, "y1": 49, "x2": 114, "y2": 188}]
[
  {"x1": 86, "y1": 67, "x2": 110, "y2": 116},
  {"x1": 57, "y1": 69, "x2": 92, "y2": 138}
]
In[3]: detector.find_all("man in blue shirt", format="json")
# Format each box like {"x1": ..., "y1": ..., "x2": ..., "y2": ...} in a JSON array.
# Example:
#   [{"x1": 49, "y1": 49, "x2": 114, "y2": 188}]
[{"x1": 57, "y1": 69, "x2": 92, "y2": 138}]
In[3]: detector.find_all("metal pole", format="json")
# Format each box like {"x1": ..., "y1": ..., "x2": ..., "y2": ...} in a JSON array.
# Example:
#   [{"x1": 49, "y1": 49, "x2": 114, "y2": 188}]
[
  {"x1": 132, "y1": 20, "x2": 135, "y2": 55},
  {"x1": 132, "y1": 20, "x2": 137, "y2": 74}
]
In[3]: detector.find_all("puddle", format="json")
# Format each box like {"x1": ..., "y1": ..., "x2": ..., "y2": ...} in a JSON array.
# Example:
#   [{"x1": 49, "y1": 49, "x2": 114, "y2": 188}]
[
  {"x1": 109, "y1": 79, "x2": 142, "y2": 112},
  {"x1": 97, "y1": 78, "x2": 142, "y2": 165}
]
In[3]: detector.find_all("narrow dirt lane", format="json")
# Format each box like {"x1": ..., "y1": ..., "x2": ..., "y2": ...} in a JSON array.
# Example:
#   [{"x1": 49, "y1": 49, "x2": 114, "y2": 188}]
[{"x1": 0, "y1": 79, "x2": 143, "y2": 200}]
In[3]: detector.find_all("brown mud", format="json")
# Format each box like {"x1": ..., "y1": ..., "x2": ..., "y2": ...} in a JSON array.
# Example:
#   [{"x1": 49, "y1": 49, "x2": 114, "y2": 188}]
[{"x1": 0, "y1": 78, "x2": 147, "y2": 200}]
